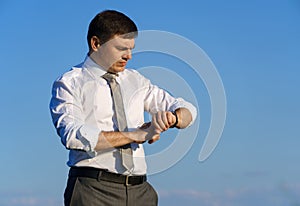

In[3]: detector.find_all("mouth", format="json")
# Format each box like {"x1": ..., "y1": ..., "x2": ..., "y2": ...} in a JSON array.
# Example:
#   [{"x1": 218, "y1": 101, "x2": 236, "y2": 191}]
[{"x1": 118, "y1": 61, "x2": 127, "y2": 67}]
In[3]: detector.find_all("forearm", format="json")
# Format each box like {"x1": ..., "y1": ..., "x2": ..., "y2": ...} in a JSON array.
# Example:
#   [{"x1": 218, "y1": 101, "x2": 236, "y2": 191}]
[
  {"x1": 174, "y1": 107, "x2": 193, "y2": 129},
  {"x1": 94, "y1": 129, "x2": 148, "y2": 151}
]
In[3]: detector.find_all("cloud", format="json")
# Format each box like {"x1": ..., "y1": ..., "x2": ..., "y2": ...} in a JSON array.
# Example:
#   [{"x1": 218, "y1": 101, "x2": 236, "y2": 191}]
[
  {"x1": 243, "y1": 170, "x2": 269, "y2": 178},
  {"x1": 7, "y1": 197, "x2": 38, "y2": 205},
  {"x1": 158, "y1": 183, "x2": 300, "y2": 206},
  {"x1": 158, "y1": 189, "x2": 218, "y2": 206},
  {"x1": 0, "y1": 192, "x2": 62, "y2": 206},
  {"x1": 1, "y1": 182, "x2": 300, "y2": 206}
]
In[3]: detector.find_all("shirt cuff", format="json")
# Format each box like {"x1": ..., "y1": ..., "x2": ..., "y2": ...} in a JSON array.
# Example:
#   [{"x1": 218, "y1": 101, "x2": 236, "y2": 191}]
[
  {"x1": 170, "y1": 98, "x2": 197, "y2": 127},
  {"x1": 77, "y1": 125, "x2": 100, "y2": 156}
]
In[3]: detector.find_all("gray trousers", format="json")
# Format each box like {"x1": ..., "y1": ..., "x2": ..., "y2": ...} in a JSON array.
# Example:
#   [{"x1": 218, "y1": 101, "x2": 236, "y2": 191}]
[{"x1": 64, "y1": 176, "x2": 158, "y2": 206}]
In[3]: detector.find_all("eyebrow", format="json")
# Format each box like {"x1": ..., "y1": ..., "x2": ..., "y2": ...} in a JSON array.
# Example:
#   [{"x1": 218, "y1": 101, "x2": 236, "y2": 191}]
[{"x1": 116, "y1": 45, "x2": 135, "y2": 50}]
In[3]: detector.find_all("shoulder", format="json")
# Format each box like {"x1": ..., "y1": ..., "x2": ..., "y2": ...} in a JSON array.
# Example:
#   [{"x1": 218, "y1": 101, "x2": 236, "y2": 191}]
[
  {"x1": 54, "y1": 62, "x2": 97, "y2": 86},
  {"x1": 52, "y1": 62, "x2": 96, "y2": 92},
  {"x1": 56, "y1": 63, "x2": 84, "y2": 83}
]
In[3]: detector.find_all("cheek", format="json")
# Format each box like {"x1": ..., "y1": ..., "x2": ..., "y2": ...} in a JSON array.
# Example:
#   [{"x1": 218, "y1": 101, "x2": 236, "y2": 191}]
[
  {"x1": 99, "y1": 53, "x2": 116, "y2": 66},
  {"x1": 107, "y1": 51, "x2": 122, "y2": 62}
]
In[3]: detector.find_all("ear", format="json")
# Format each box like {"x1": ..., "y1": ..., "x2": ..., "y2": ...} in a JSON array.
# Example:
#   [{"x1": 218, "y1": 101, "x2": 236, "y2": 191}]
[{"x1": 90, "y1": 36, "x2": 100, "y2": 51}]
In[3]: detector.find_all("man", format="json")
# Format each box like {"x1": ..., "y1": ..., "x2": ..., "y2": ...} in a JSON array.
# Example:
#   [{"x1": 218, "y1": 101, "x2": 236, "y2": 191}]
[{"x1": 50, "y1": 10, "x2": 197, "y2": 206}]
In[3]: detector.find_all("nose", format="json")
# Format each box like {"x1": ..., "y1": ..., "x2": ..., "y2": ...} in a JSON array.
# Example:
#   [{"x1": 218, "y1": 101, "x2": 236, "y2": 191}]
[{"x1": 123, "y1": 49, "x2": 132, "y2": 60}]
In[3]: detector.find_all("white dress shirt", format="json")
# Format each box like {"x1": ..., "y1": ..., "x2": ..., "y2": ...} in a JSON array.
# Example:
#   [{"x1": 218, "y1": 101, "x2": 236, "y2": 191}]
[{"x1": 50, "y1": 56, "x2": 197, "y2": 175}]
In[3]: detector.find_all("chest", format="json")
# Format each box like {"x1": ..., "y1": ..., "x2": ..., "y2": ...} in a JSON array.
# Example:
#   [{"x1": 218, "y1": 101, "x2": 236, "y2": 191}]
[{"x1": 79, "y1": 79, "x2": 146, "y2": 121}]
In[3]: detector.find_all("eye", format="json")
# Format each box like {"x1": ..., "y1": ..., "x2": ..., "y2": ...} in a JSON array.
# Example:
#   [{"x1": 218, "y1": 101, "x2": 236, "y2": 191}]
[{"x1": 116, "y1": 46, "x2": 128, "y2": 51}]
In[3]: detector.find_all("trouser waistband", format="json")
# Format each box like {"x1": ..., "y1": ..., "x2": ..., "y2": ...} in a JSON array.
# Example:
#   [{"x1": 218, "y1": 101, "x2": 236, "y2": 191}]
[{"x1": 69, "y1": 167, "x2": 147, "y2": 186}]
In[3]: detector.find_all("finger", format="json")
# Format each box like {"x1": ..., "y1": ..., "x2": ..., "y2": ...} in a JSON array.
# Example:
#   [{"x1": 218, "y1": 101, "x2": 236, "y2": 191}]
[
  {"x1": 148, "y1": 135, "x2": 160, "y2": 144},
  {"x1": 135, "y1": 141, "x2": 146, "y2": 144},
  {"x1": 156, "y1": 111, "x2": 167, "y2": 131},
  {"x1": 151, "y1": 113, "x2": 161, "y2": 132},
  {"x1": 166, "y1": 111, "x2": 176, "y2": 125},
  {"x1": 161, "y1": 111, "x2": 169, "y2": 128}
]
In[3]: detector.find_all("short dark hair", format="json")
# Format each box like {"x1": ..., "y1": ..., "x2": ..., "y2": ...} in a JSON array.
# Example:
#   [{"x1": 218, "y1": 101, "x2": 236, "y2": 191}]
[{"x1": 87, "y1": 10, "x2": 138, "y2": 51}]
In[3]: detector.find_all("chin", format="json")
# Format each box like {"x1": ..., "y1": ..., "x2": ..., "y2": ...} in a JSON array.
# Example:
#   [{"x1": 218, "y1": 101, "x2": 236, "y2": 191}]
[{"x1": 109, "y1": 66, "x2": 125, "y2": 73}]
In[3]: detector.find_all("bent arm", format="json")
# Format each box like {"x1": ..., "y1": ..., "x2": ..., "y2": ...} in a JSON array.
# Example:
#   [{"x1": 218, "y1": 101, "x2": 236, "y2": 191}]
[
  {"x1": 143, "y1": 75, "x2": 197, "y2": 129},
  {"x1": 50, "y1": 78, "x2": 161, "y2": 153},
  {"x1": 95, "y1": 123, "x2": 160, "y2": 150}
]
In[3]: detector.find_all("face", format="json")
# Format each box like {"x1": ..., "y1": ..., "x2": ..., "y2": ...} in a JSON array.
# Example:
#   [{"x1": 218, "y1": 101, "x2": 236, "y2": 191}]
[{"x1": 90, "y1": 35, "x2": 135, "y2": 73}]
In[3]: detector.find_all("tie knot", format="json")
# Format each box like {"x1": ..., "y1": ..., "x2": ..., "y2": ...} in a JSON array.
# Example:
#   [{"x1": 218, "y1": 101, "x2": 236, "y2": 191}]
[{"x1": 102, "y1": 72, "x2": 118, "y2": 82}]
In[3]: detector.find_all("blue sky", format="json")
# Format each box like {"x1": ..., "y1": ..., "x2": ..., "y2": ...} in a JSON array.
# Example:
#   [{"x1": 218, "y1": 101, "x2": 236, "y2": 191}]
[{"x1": 0, "y1": 0, "x2": 299, "y2": 205}]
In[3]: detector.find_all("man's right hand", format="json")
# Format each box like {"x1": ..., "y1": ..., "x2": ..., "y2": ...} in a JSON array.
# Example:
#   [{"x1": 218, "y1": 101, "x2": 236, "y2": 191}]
[
  {"x1": 96, "y1": 120, "x2": 165, "y2": 151},
  {"x1": 137, "y1": 122, "x2": 161, "y2": 144}
]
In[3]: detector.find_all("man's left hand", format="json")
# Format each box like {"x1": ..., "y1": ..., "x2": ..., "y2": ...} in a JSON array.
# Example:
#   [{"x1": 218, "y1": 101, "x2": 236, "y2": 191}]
[{"x1": 152, "y1": 111, "x2": 177, "y2": 131}]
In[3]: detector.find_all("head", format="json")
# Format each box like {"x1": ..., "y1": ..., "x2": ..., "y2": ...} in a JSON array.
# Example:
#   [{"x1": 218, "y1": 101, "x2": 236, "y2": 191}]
[{"x1": 87, "y1": 10, "x2": 138, "y2": 73}]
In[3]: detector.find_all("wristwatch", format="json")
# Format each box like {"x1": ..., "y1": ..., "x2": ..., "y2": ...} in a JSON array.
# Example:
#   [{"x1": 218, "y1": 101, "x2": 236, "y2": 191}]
[{"x1": 170, "y1": 111, "x2": 178, "y2": 128}]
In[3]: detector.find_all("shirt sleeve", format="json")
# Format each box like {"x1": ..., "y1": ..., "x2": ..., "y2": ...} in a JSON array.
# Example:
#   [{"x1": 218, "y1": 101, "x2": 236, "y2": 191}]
[
  {"x1": 142, "y1": 75, "x2": 197, "y2": 127},
  {"x1": 49, "y1": 77, "x2": 99, "y2": 155}
]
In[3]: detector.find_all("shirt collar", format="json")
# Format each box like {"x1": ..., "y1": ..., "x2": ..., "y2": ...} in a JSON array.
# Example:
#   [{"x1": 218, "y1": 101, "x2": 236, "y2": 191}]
[
  {"x1": 82, "y1": 55, "x2": 126, "y2": 82},
  {"x1": 82, "y1": 55, "x2": 107, "y2": 77}
]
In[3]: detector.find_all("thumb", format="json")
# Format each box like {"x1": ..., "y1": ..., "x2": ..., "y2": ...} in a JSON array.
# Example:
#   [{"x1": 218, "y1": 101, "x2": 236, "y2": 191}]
[{"x1": 148, "y1": 135, "x2": 160, "y2": 144}]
